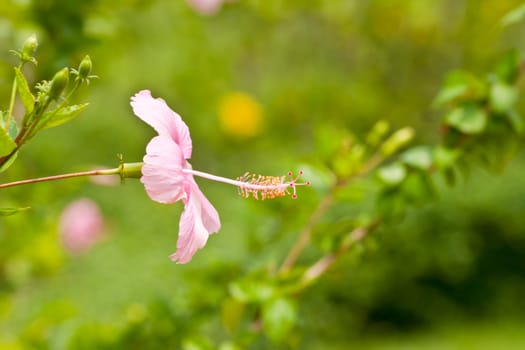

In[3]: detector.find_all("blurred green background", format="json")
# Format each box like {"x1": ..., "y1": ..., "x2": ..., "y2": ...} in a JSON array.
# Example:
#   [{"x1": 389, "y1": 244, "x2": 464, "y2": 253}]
[{"x1": 1, "y1": 0, "x2": 525, "y2": 348}]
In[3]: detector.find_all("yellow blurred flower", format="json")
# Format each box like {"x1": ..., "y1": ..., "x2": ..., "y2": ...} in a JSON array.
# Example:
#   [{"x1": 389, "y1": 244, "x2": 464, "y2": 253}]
[{"x1": 218, "y1": 92, "x2": 264, "y2": 139}]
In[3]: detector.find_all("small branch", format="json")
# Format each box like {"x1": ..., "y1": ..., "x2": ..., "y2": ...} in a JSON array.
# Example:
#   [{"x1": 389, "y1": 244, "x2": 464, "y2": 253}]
[
  {"x1": 277, "y1": 152, "x2": 386, "y2": 275},
  {"x1": 278, "y1": 193, "x2": 334, "y2": 274},
  {"x1": 0, "y1": 168, "x2": 119, "y2": 189},
  {"x1": 301, "y1": 220, "x2": 380, "y2": 286}
]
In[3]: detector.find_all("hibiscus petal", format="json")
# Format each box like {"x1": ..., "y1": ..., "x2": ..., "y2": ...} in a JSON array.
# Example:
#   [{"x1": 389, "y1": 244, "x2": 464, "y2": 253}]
[
  {"x1": 141, "y1": 135, "x2": 187, "y2": 203},
  {"x1": 188, "y1": 177, "x2": 221, "y2": 233},
  {"x1": 170, "y1": 183, "x2": 220, "y2": 263},
  {"x1": 131, "y1": 90, "x2": 193, "y2": 159}
]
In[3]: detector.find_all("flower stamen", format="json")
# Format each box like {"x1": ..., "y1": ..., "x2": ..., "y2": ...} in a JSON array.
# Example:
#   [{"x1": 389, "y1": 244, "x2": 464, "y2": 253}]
[
  {"x1": 237, "y1": 170, "x2": 310, "y2": 200},
  {"x1": 182, "y1": 168, "x2": 310, "y2": 200}
]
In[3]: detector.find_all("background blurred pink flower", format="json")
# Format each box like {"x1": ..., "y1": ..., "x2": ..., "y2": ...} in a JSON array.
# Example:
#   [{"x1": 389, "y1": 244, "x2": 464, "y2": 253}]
[
  {"x1": 89, "y1": 166, "x2": 120, "y2": 186},
  {"x1": 186, "y1": 0, "x2": 226, "y2": 15},
  {"x1": 59, "y1": 198, "x2": 105, "y2": 255}
]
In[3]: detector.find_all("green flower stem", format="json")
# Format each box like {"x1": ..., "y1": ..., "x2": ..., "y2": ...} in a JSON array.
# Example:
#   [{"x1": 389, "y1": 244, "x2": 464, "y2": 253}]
[
  {"x1": 0, "y1": 162, "x2": 143, "y2": 189},
  {"x1": 4, "y1": 64, "x2": 22, "y2": 132}
]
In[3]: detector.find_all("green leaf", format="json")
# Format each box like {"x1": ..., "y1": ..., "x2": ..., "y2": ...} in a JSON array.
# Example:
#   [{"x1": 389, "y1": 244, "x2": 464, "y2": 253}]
[
  {"x1": 432, "y1": 70, "x2": 486, "y2": 108},
  {"x1": 401, "y1": 146, "x2": 433, "y2": 170},
  {"x1": 433, "y1": 146, "x2": 461, "y2": 170},
  {"x1": 493, "y1": 50, "x2": 521, "y2": 84},
  {"x1": 0, "y1": 207, "x2": 30, "y2": 216},
  {"x1": 443, "y1": 167, "x2": 457, "y2": 186},
  {"x1": 229, "y1": 278, "x2": 275, "y2": 303},
  {"x1": 220, "y1": 298, "x2": 245, "y2": 333},
  {"x1": 507, "y1": 110, "x2": 524, "y2": 135},
  {"x1": 0, "y1": 125, "x2": 17, "y2": 158},
  {"x1": 490, "y1": 82, "x2": 518, "y2": 113},
  {"x1": 501, "y1": 3, "x2": 525, "y2": 27},
  {"x1": 377, "y1": 162, "x2": 407, "y2": 186},
  {"x1": 400, "y1": 172, "x2": 435, "y2": 203},
  {"x1": 0, "y1": 111, "x2": 18, "y2": 140},
  {"x1": 218, "y1": 342, "x2": 242, "y2": 350},
  {"x1": 262, "y1": 297, "x2": 297, "y2": 342},
  {"x1": 41, "y1": 103, "x2": 89, "y2": 129},
  {"x1": 0, "y1": 151, "x2": 18, "y2": 173},
  {"x1": 366, "y1": 120, "x2": 390, "y2": 146},
  {"x1": 7, "y1": 118, "x2": 18, "y2": 140},
  {"x1": 445, "y1": 104, "x2": 487, "y2": 134},
  {"x1": 14, "y1": 67, "x2": 35, "y2": 113},
  {"x1": 376, "y1": 188, "x2": 407, "y2": 220},
  {"x1": 181, "y1": 337, "x2": 214, "y2": 350},
  {"x1": 432, "y1": 85, "x2": 468, "y2": 108},
  {"x1": 380, "y1": 127, "x2": 414, "y2": 156}
]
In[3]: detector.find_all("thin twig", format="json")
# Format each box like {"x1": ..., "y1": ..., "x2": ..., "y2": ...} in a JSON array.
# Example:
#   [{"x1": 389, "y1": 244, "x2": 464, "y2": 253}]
[
  {"x1": 277, "y1": 152, "x2": 386, "y2": 275},
  {"x1": 0, "y1": 168, "x2": 119, "y2": 189},
  {"x1": 301, "y1": 219, "x2": 380, "y2": 286},
  {"x1": 278, "y1": 193, "x2": 334, "y2": 274}
]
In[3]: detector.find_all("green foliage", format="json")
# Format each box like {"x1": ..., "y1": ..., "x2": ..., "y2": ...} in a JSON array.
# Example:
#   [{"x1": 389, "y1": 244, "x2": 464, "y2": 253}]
[
  {"x1": 262, "y1": 297, "x2": 297, "y2": 343},
  {"x1": 501, "y1": 2, "x2": 525, "y2": 27},
  {"x1": 0, "y1": 124, "x2": 16, "y2": 158},
  {"x1": 490, "y1": 82, "x2": 518, "y2": 114},
  {"x1": 432, "y1": 71, "x2": 486, "y2": 108},
  {"x1": 1, "y1": 1, "x2": 525, "y2": 349},
  {"x1": 400, "y1": 146, "x2": 433, "y2": 171},
  {"x1": 0, "y1": 207, "x2": 30, "y2": 216},
  {"x1": 14, "y1": 67, "x2": 35, "y2": 114},
  {"x1": 445, "y1": 103, "x2": 487, "y2": 134},
  {"x1": 377, "y1": 162, "x2": 407, "y2": 186},
  {"x1": 493, "y1": 50, "x2": 521, "y2": 84},
  {"x1": 40, "y1": 103, "x2": 90, "y2": 130},
  {"x1": 0, "y1": 36, "x2": 92, "y2": 175}
]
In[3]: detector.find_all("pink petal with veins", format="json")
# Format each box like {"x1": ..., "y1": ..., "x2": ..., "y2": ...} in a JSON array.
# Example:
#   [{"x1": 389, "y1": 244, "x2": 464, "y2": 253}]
[
  {"x1": 131, "y1": 90, "x2": 193, "y2": 159},
  {"x1": 170, "y1": 182, "x2": 221, "y2": 263},
  {"x1": 141, "y1": 135, "x2": 187, "y2": 204}
]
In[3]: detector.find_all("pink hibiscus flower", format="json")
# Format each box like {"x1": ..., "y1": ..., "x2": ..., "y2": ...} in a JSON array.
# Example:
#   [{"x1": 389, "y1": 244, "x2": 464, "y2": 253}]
[
  {"x1": 131, "y1": 90, "x2": 309, "y2": 263},
  {"x1": 131, "y1": 90, "x2": 221, "y2": 263}
]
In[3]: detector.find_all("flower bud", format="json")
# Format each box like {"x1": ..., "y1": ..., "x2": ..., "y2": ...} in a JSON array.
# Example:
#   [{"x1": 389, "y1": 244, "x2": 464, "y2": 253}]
[
  {"x1": 21, "y1": 34, "x2": 38, "y2": 64},
  {"x1": 380, "y1": 127, "x2": 415, "y2": 156},
  {"x1": 78, "y1": 55, "x2": 92, "y2": 80},
  {"x1": 49, "y1": 68, "x2": 70, "y2": 100}
]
